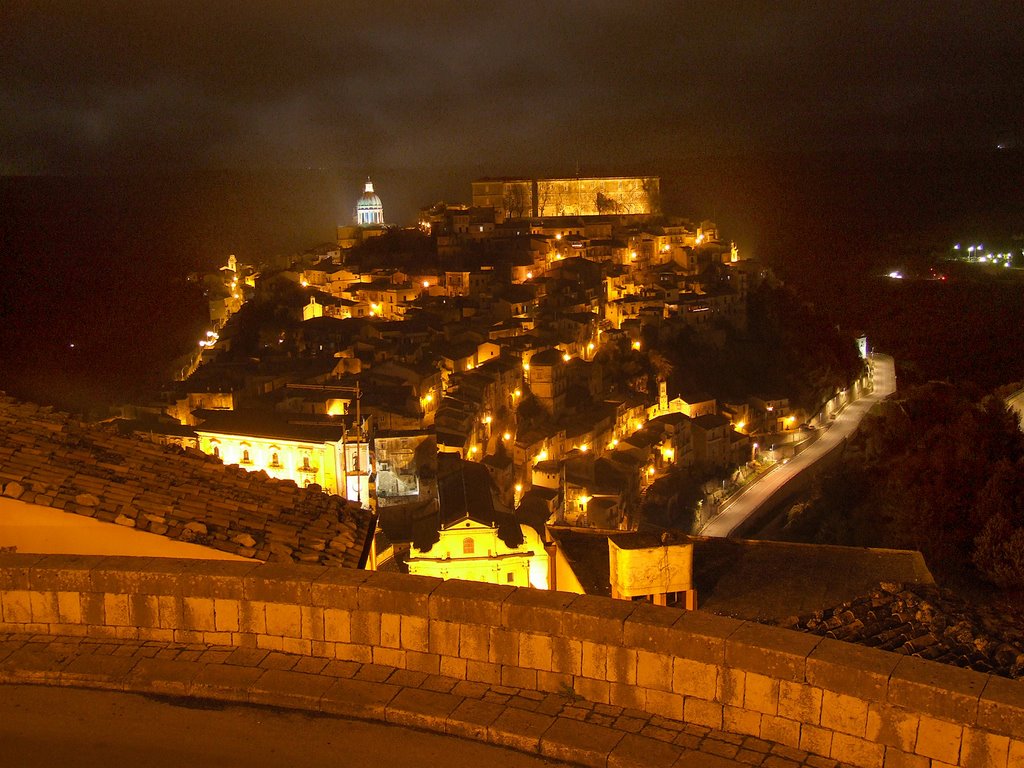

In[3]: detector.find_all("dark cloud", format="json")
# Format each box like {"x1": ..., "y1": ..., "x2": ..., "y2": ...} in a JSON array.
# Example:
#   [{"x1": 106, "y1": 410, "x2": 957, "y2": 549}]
[{"x1": 2, "y1": 1, "x2": 1023, "y2": 174}]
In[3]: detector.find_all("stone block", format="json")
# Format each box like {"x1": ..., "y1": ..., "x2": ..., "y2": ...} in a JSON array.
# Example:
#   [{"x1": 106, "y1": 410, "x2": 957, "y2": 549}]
[
  {"x1": 582, "y1": 640, "x2": 608, "y2": 680},
  {"x1": 128, "y1": 593, "x2": 158, "y2": 628},
  {"x1": 744, "y1": 671, "x2": 779, "y2": 715},
  {"x1": 960, "y1": 727, "x2": 1010, "y2": 768},
  {"x1": 800, "y1": 723, "x2": 834, "y2": 757},
  {"x1": 429, "y1": 578, "x2": 513, "y2": 625},
  {"x1": 866, "y1": 703, "x2": 919, "y2": 753},
  {"x1": 439, "y1": 655, "x2": 467, "y2": 680},
  {"x1": 357, "y1": 571, "x2": 439, "y2": 617},
  {"x1": 761, "y1": 714, "x2": 801, "y2": 748},
  {"x1": 636, "y1": 649, "x2": 673, "y2": 692},
  {"x1": 915, "y1": 716, "x2": 963, "y2": 764},
  {"x1": 379, "y1": 612, "x2": 401, "y2": 649},
  {"x1": 489, "y1": 627, "x2": 520, "y2": 666},
  {"x1": 717, "y1": 666, "x2": 746, "y2": 707},
  {"x1": 174, "y1": 560, "x2": 255, "y2": 600},
  {"x1": 238, "y1": 600, "x2": 266, "y2": 634},
  {"x1": 248, "y1": 668, "x2": 335, "y2": 710},
  {"x1": 830, "y1": 732, "x2": 885, "y2": 768},
  {"x1": 202, "y1": 631, "x2": 233, "y2": 645},
  {"x1": 428, "y1": 620, "x2": 459, "y2": 656},
  {"x1": 465, "y1": 660, "x2": 501, "y2": 685},
  {"x1": 264, "y1": 602, "x2": 302, "y2": 638},
  {"x1": 673, "y1": 657, "x2": 718, "y2": 700},
  {"x1": 28, "y1": 591, "x2": 59, "y2": 623},
  {"x1": 182, "y1": 596, "x2": 216, "y2": 632},
  {"x1": 323, "y1": 608, "x2": 350, "y2": 643},
  {"x1": 723, "y1": 704, "x2": 762, "y2": 736},
  {"x1": 610, "y1": 680, "x2": 646, "y2": 710},
  {"x1": 81, "y1": 591, "x2": 105, "y2": 625},
  {"x1": 502, "y1": 588, "x2": 575, "y2": 635},
  {"x1": 190, "y1": 664, "x2": 264, "y2": 703},
  {"x1": 300, "y1": 605, "x2": 324, "y2": 642},
  {"x1": 214, "y1": 598, "x2": 240, "y2": 633},
  {"x1": 540, "y1": 716, "x2": 625, "y2": 765},
  {"x1": 446, "y1": 698, "x2": 505, "y2": 740},
  {"x1": 488, "y1": 708, "x2": 556, "y2": 753},
  {"x1": 27, "y1": 554, "x2": 95, "y2": 592},
  {"x1": 399, "y1": 615, "x2": 428, "y2": 652},
  {"x1": 1, "y1": 590, "x2": 31, "y2": 623},
  {"x1": 348, "y1": 610, "x2": 380, "y2": 646},
  {"x1": 502, "y1": 665, "x2": 537, "y2": 690},
  {"x1": 685, "y1": 696, "x2": 723, "y2": 729},
  {"x1": 60, "y1": 653, "x2": 136, "y2": 689},
  {"x1": 405, "y1": 650, "x2": 440, "y2": 675},
  {"x1": 574, "y1": 676, "x2": 611, "y2": 704},
  {"x1": 244, "y1": 562, "x2": 326, "y2": 604},
  {"x1": 310, "y1": 567, "x2": 367, "y2": 609},
  {"x1": 1009, "y1": 739, "x2": 1024, "y2": 768},
  {"x1": 255, "y1": 634, "x2": 283, "y2": 651},
  {"x1": 537, "y1": 670, "x2": 573, "y2": 694},
  {"x1": 645, "y1": 688, "x2": 684, "y2": 720},
  {"x1": 459, "y1": 623, "x2": 489, "y2": 662},
  {"x1": 550, "y1": 635, "x2": 582, "y2": 677},
  {"x1": 807, "y1": 638, "x2": 900, "y2": 703},
  {"x1": 125, "y1": 657, "x2": 203, "y2": 696},
  {"x1": 334, "y1": 643, "x2": 372, "y2": 664},
  {"x1": 103, "y1": 593, "x2": 130, "y2": 626},
  {"x1": 606, "y1": 645, "x2": 637, "y2": 685},
  {"x1": 888, "y1": 655, "x2": 986, "y2": 724},
  {"x1": 156, "y1": 595, "x2": 182, "y2": 630},
  {"x1": 372, "y1": 646, "x2": 405, "y2": 668},
  {"x1": 881, "y1": 747, "x2": 929, "y2": 768},
  {"x1": 607, "y1": 733, "x2": 682, "y2": 768},
  {"x1": 726, "y1": 622, "x2": 821, "y2": 683},
  {"x1": 56, "y1": 591, "x2": 82, "y2": 624},
  {"x1": 821, "y1": 689, "x2": 869, "y2": 737},
  {"x1": 978, "y1": 675, "x2": 1024, "y2": 740},
  {"x1": 385, "y1": 687, "x2": 462, "y2": 731},
  {"x1": 282, "y1": 637, "x2": 311, "y2": 656},
  {"x1": 621, "y1": 602, "x2": 685, "y2": 653},
  {"x1": 673, "y1": 610, "x2": 745, "y2": 665},
  {"x1": 559, "y1": 594, "x2": 636, "y2": 645},
  {"x1": 88, "y1": 556, "x2": 155, "y2": 594},
  {"x1": 519, "y1": 631, "x2": 553, "y2": 672},
  {"x1": 778, "y1": 679, "x2": 823, "y2": 724},
  {"x1": 0, "y1": 644, "x2": 70, "y2": 684}
]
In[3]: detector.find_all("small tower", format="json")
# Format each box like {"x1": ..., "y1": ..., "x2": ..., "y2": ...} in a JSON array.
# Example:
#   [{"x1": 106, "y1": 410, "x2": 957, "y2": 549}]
[{"x1": 355, "y1": 177, "x2": 385, "y2": 226}]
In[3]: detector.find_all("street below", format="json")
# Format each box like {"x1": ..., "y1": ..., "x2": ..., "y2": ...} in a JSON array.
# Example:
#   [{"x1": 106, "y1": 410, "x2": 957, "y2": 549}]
[
  {"x1": 701, "y1": 354, "x2": 896, "y2": 538},
  {"x1": 0, "y1": 684, "x2": 570, "y2": 768}
]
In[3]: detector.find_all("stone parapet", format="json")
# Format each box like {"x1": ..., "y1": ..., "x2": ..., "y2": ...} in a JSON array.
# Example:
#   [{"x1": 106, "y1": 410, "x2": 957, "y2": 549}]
[{"x1": 0, "y1": 553, "x2": 1021, "y2": 768}]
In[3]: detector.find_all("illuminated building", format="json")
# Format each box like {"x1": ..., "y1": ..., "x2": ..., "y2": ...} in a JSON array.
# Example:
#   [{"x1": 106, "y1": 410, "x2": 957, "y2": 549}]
[
  {"x1": 355, "y1": 177, "x2": 385, "y2": 226},
  {"x1": 471, "y1": 176, "x2": 661, "y2": 221},
  {"x1": 194, "y1": 411, "x2": 371, "y2": 506},
  {"x1": 404, "y1": 457, "x2": 550, "y2": 588}
]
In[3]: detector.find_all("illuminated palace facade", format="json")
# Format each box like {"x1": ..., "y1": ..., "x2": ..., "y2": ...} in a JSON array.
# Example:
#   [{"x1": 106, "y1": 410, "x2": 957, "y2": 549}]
[{"x1": 472, "y1": 176, "x2": 661, "y2": 221}]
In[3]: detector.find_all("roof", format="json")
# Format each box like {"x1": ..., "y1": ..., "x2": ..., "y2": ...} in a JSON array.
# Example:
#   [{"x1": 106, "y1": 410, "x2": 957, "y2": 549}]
[
  {"x1": 193, "y1": 410, "x2": 348, "y2": 443},
  {"x1": 0, "y1": 394, "x2": 373, "y2": 568}
]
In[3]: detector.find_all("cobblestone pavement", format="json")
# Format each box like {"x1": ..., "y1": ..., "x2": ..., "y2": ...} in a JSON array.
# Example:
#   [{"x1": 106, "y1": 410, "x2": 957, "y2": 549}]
[{"x1": 0, "y1": 633, "x2": 856, "y2": 768}]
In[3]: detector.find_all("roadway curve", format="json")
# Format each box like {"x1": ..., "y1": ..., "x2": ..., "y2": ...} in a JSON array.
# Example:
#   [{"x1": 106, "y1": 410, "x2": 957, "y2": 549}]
[{"x1": 700, "y1": 354, "x2": 896, "y2": 538}]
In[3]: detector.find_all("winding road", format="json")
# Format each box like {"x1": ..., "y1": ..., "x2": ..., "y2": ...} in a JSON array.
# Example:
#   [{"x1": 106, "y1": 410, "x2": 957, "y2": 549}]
[{"x1": 700, "y1": 354, "x2": 896, "y2": 538}]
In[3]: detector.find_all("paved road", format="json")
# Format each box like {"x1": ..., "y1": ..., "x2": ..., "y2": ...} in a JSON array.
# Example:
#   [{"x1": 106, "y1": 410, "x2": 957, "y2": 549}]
[
  {"x1": 700, "y1": 354, "x2": 896, "y2": 538},
  {"x1": 0, "y1": 685, "x2": 570, "y2": 768}
]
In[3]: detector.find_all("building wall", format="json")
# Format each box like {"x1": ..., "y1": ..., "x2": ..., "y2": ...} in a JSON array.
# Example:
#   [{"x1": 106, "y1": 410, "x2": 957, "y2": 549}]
[{"x1": 0, "y1": 554, "x2": 1017, "y2": 768}]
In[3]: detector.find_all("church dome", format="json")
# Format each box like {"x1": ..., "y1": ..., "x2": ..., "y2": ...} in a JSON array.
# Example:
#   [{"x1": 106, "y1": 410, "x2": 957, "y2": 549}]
[{"x1": 355, "y1": 178, "x2": 385, "y2": 226}]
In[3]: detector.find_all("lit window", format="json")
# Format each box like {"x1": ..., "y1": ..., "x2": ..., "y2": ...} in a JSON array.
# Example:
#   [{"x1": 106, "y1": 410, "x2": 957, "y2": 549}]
[
  {"x1": 242, "y1": 449, "x2": 250, "y2": 464},
  {"x1": 271, "y1": 452, "x2": 280, "y2": 467},
  {"x1": 463, "y1": 538, "x2": 475, "y2": 555},
  {"x1": 507, "y1": 572, "x2": 515, "y2": 583}
]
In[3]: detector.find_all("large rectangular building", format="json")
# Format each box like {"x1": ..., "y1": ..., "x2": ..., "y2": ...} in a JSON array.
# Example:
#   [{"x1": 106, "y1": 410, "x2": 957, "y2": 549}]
[{"x1": 471, "y1": 176, "x2": 661, "y2": 221}]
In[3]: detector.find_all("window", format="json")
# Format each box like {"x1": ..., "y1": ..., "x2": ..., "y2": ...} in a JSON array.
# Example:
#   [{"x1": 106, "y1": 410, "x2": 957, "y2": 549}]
[
  {"x1": 242, "y1": 449, "x2": 250, "y2": 464},
  {"x1": 270, "y1": 452, "x2": 280, "y2": 467},
  {"x1": 462, "y1": 538, "x2": 474, "y2": 555},
  {"x1": 212, "y1": 446, "x2": 220, "y2": 458},
  {"x1": 507, "y1": 573, "x2": 515, "y2": 583},
  {"x1": 302, "y1": 456, "x2": 311, "y2": 470}
]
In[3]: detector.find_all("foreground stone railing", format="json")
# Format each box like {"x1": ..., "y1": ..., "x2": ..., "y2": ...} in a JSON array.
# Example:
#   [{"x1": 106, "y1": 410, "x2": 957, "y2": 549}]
[{"x1": 0, "y1": 554, "x2": 1020, "y2": 768}]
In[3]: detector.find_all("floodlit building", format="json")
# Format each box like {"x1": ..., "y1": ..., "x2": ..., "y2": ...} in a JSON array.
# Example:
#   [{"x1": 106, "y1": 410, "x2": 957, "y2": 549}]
[{"x1": 355, "y1": 177, "x2": 385, "y2": 226}]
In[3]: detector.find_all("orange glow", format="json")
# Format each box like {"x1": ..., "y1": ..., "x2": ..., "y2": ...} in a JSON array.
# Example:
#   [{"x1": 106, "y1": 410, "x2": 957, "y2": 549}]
[
  {"x1": 631, "y1": 340, "x2": 641, "y2": 350},
  {"x1": 503, "y1": 432, "x2": 511, "y2": 441},
  {"x1": 562, "y1": 352, "x2": 571, "y2": 362}
]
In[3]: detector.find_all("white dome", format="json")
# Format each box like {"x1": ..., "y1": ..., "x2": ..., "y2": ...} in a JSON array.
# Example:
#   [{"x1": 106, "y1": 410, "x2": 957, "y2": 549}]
[{"x1": 355, "y1": 178, "x2": 384, "y2": 226}]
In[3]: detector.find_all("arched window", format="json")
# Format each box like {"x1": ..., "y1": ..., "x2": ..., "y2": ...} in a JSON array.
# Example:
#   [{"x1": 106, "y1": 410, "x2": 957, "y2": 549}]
[
  {"x1": 462, "y1": 538, "x2": 475, "y2": 555},
  {"x1": 270, "y1": 452, "x2": 280, "y2": 467},
  {"x1": 242, "y1": 449, "x2": 250, "y2": 464},
  {"x1": 212, "y1": 445, "x2": 220, "y2": 459},
  {"x1": 302, "y1": 456, "x2": 311, "y2": 470}
]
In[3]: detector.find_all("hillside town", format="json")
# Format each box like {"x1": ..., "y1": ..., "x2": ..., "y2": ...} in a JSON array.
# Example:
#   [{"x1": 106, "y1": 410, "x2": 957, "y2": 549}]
[{"x1": 102, "y1": 174, "x2": 862, "y2": 603}]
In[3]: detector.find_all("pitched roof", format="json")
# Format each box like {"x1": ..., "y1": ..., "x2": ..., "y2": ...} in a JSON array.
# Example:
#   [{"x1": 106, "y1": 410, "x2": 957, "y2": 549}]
[{"x1": 0, "y1": 395, "x2": 373, "y2": 568}]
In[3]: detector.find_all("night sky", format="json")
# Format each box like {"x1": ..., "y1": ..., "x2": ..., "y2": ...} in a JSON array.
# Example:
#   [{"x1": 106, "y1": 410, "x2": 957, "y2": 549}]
[{"x1": 3, "y1": 2, "x2": 1022, "y2": 180}]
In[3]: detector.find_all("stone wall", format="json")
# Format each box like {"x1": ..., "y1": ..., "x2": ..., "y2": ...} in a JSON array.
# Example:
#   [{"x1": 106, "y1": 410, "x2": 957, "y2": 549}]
[{"x1": 0, "y1": 553, "x2": 1021, "y2": 768}]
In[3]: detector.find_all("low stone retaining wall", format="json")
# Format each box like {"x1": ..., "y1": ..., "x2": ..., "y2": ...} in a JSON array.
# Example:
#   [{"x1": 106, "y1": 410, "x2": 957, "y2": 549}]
[{"x1": 0, "y1": 553, "x2": 1020, "y2": 768}]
